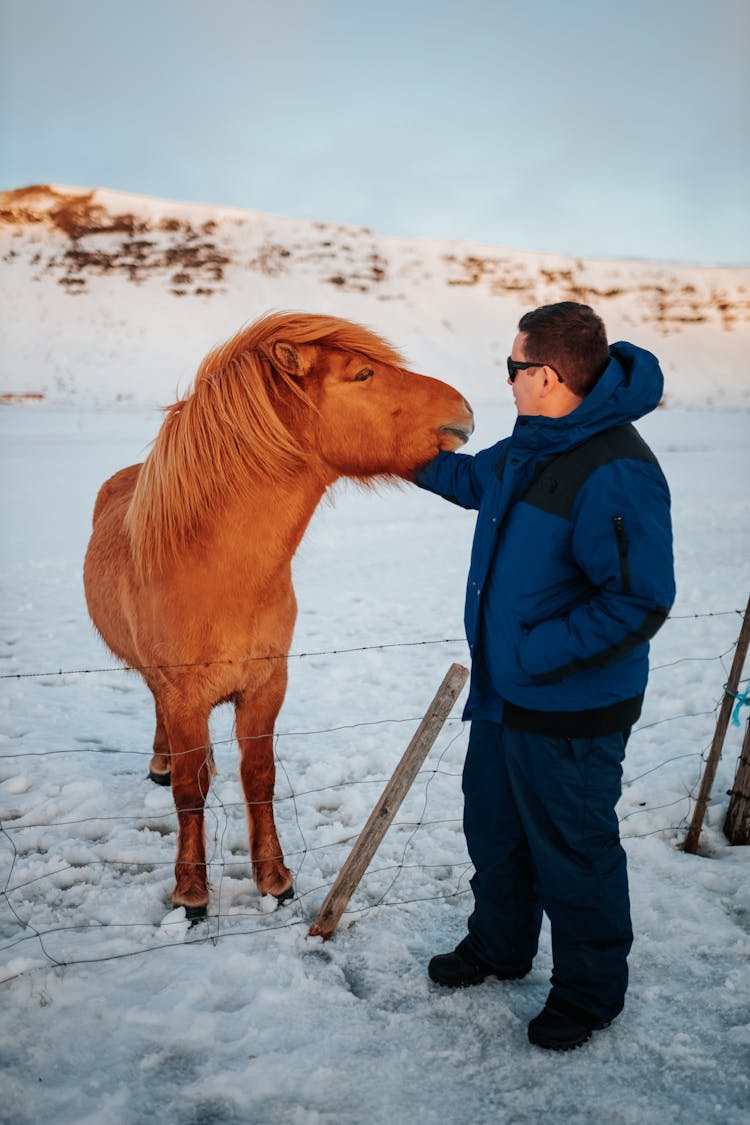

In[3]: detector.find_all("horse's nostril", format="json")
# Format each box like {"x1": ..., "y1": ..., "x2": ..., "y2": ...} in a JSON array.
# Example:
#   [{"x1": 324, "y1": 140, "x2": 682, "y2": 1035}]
[{"x1": 463, "y1": 398, "x2": 474, "y2": 417}]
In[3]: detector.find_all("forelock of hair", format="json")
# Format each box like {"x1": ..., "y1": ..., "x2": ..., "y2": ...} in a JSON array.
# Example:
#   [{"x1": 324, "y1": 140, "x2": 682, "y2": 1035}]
[{"x1": 202, "y1": 311, "x2": 408, "y2": 375}]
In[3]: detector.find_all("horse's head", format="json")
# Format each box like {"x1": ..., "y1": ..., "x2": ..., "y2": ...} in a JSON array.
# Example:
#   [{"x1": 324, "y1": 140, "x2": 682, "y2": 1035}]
[
  {"x1": 264, "y1": 335, "x2": 474, "y2": 481},
  {"x1": 127, "y1": 314, "x2": 474, "y2": 573}
]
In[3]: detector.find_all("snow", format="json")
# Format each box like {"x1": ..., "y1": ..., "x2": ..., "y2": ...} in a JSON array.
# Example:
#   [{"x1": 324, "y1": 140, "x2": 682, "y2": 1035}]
[
  {"x1": 1, "y1": 188, "x2": 749, "y2": 1122},
  {"x1": 1, "y1": 402, "x2": 748, "y2": 1124}
]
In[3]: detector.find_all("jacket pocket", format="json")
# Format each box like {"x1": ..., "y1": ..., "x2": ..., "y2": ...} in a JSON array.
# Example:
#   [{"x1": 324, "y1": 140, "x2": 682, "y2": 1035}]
[{"x1": 612, "y1": 516, "x2": 631, "y2": 594}]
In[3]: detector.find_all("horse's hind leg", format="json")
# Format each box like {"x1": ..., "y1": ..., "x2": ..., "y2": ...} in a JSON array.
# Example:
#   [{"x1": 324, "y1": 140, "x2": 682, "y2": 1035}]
[
  {"x1": 160, "y1": 697, "x2": 213, "y2": 919},
  {"x1": 235, "y1": 674, "x2": 293, "y2": 902},
  {"x1": 148, "y1": 695, "x2": 172, "y2": 786}
]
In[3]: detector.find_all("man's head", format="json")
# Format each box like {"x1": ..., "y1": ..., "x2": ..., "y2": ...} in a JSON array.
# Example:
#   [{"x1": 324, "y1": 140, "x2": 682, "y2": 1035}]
[{"x1": 508, "y1": 302, "x2": 610, "y2": 417}]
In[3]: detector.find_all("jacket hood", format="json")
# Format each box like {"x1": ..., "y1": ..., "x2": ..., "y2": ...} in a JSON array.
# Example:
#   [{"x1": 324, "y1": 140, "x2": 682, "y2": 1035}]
[{"x1": 511, "y1": 342, "x2": 664, "y2": 453}]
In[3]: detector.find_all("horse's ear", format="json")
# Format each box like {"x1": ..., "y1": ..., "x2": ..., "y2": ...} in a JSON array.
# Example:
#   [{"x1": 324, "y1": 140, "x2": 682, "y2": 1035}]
[{"x1": 268, "y1": 340, "x2": 315, "y2": 377}]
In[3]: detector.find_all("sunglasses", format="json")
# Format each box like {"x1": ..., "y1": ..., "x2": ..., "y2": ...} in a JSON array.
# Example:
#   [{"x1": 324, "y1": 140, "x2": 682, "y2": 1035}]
[{"x1": 506, "y1": 358, "x2": 563, "y2": 383}]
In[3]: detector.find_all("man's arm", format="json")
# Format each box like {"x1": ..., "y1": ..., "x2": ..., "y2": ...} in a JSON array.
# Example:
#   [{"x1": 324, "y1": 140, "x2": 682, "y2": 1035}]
[
  {"x1": 415, "y1": 443, "x2": 504, "y2": 511},
  {"x1": 519, "y1": 459, "x2": 676, "y2": 683}
]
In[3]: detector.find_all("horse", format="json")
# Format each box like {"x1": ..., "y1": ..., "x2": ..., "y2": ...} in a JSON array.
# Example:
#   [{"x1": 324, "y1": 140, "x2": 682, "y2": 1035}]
[{"x1": 83, "y1": 311, "x2": 474, "y2": 921}]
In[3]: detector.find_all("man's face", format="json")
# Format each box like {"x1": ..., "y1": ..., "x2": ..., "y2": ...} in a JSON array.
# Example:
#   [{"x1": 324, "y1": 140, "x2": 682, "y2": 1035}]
[{"x1": 508, "y1": 332, "x2": 544, "y2": 416}]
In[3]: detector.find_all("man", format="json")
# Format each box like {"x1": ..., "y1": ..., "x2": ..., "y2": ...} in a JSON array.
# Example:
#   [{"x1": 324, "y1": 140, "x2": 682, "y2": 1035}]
[{"x1": 417, "y1": 302, "x2": 675, "y2": 1050}]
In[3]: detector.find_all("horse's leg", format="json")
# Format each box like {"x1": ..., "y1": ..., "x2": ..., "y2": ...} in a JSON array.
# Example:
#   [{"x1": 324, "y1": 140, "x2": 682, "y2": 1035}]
[
  {"x1": 148, "y1": 695, "x2": 172, "y2": 786},
  {"x1": 160, "y1": 697, "x2": 213, "y2": 920},
  {"x1": 235, "y1": 670, "x2": 293, "y2": 901}
]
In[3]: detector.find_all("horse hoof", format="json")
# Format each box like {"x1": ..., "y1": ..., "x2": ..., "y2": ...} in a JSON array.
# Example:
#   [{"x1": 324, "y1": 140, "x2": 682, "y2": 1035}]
[
  {"x1": 276, "y1": 885, "x2": 295, "y2": 906},
  {"x1": 148, "y1": 769, "x2": 172, "y2": 786},
  {"x1": 184, "y1": 904, "x2": 208, "y2": 926}
]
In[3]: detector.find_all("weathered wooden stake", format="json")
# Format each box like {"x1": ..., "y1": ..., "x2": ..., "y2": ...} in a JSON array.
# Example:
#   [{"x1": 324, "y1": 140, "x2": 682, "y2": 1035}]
[
  {"x1": 724, "y1": 717, "x2": 750, "y2": 845},
  {"x1": 684, "y1": 594, "x2": 750, "y2": 854},
  {"x1": 308, "y1": 663, "x2": 469, "y2": 940}
]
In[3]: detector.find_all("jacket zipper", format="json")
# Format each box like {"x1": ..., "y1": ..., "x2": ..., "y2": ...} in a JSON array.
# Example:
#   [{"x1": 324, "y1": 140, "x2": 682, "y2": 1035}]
[{"x1": 613, "y1": 516, "x2": 631, "y2": 594}]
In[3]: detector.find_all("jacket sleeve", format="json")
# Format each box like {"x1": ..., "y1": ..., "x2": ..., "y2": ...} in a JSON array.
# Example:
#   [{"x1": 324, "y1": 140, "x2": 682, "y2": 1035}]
[
  {"x1": 518, "y1": 459, "x2": 676, "y2": 683},
  {"x1": 415, "y1": 443, "x2": 504, "y2": 511}
]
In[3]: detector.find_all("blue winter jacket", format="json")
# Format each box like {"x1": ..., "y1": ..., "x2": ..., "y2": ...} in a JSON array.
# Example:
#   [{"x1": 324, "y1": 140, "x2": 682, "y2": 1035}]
[{"x1": 417, "y1": 342, "x2": 676, "y2": 735}]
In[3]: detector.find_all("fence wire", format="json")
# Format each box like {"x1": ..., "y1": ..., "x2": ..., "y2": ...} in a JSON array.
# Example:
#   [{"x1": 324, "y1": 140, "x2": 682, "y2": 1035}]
[
  {"x1": 0, "y1": 607, "x2": 745, "y2": 986},
  {"x1": 0, "y1": 607, "x2": 743, "y2": 682}
]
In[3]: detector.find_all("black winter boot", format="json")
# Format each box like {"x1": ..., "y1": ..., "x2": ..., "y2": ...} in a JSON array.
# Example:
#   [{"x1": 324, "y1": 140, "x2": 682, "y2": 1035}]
[
  {"x1": 428, "y1": 938, "x2": 531, "y2": 988},
  {"x1": 527, "y1": 996, "x2": 603, "y2": 1051}
]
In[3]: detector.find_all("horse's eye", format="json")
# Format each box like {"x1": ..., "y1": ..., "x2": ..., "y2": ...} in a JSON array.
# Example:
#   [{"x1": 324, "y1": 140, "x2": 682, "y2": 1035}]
[{"x1": 354, "y1": 369, "x2": 373, "y2": 382}]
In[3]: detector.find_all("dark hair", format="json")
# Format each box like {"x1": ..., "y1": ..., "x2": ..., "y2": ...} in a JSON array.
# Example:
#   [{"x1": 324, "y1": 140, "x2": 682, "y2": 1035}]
[{"x1": 518, "y1": 302, "x2": 609, "y2": 396}]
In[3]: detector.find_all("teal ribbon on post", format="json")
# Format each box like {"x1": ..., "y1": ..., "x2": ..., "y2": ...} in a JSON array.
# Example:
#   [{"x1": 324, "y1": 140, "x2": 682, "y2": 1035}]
[{"x1": 724, "y1": 680, "x2": 750, "y2": 727}]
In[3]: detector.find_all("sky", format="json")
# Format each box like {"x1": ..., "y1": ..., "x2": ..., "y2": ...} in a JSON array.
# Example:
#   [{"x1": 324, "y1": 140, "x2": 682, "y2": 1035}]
[{"x1": 1, "y1": 0, "x2": 748, "y2": 266}]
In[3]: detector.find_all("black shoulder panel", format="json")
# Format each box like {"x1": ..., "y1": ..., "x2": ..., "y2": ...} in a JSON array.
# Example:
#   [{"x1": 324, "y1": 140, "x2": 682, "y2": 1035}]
[
  {"x1": 494, "y1": 446, "x2": 509, "y2": 481},
  {"x1": 522, "y1": 424, "x2": 659, "y2": 520}
]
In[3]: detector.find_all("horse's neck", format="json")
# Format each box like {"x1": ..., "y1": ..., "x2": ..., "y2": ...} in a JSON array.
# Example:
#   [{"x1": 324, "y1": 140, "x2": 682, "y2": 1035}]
[{"x1": 205, "y1": 471, "x2": 329, "y2": 584}]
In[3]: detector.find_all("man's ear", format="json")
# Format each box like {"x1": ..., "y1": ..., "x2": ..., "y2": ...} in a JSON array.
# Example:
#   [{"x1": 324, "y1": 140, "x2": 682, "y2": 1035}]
[
  {"x1": 267, "y1": 340, "x2": 315, "y2": 377},
  {"x1": 539, "y1": 365, "x2": 557, "y2": 396}
]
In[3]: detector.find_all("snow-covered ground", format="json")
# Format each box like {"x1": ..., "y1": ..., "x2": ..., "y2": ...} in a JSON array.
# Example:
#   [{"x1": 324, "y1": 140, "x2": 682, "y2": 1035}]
[
  {"x1": 1, "y1": 184, "x2": 749, "y2": 1121},
  {"x1": 1, "y1": 400, "x2": 749, "y2": 1125}
]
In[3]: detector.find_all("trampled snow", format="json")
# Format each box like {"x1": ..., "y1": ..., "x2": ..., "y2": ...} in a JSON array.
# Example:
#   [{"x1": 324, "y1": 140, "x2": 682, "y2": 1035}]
[{"x1": 1, "y1": 188, "x2": 749, "y2": 1124}]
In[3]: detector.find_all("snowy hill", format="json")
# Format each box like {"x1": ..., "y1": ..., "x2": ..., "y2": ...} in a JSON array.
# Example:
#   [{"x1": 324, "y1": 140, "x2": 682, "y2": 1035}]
[{"x1": 1, "y1": 184, "x2": 749, "y2": 409}]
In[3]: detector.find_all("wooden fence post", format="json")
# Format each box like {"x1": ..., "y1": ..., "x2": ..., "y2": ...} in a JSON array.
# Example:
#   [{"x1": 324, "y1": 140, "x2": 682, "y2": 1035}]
[
  {"x1": 684, "y1": 594, "x2": 750, "y2": 854},
  {"x1": 309, "y1": 663, "x2": 469, "y2": 940},
  {"x1": 725, "y1": 717, "x2": 750, "y2": 845}
]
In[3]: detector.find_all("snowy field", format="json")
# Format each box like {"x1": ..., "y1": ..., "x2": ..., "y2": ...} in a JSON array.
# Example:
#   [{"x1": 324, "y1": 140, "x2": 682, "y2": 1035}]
[{"x1": 1, "y1": 400, "x2": 749, "y2": 1124}]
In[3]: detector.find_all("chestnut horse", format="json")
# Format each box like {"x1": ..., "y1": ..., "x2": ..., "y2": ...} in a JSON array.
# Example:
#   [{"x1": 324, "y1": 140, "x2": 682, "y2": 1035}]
[{"x1": 83, "y1": 312, "x2": 473, "y2": 921}]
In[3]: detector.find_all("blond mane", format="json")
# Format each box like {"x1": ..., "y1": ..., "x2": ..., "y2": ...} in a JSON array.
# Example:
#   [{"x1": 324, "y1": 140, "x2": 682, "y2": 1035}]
[{"x1": 126, "y1": 312, "x2": 408, "y2": 574}]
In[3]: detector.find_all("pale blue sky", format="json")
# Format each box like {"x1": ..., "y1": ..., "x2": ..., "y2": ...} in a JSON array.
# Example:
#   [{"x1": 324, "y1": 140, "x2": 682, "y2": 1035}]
[{"x1": 1, "y1": 0, "x2": 748, "y2": 264}]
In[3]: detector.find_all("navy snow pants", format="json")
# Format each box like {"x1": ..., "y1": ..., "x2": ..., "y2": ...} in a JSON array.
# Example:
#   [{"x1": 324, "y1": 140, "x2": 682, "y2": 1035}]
[{"x1": 462, "y1": 721, "x2": 633, "y2": 1026}]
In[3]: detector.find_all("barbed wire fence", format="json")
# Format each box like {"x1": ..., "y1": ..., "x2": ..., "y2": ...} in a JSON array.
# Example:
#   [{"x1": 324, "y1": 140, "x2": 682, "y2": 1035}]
[{"x1": 0, "y1": 607, "x2": 746, "y2": 987}]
